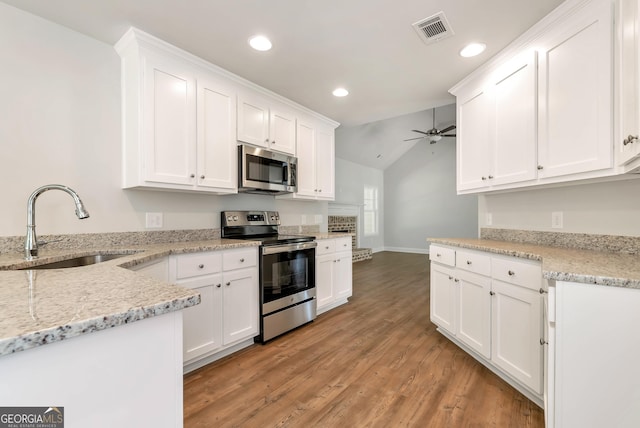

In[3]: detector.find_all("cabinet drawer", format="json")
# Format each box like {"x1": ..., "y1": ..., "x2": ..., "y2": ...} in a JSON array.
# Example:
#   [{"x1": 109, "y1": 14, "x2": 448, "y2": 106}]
[
  {"x1": 335, "y1": 237, "x2": 352, "y2": 253},
  {"x1": 316, "y1": 239, "x2": 336, "y2": 256},
  {"x1": 175, "y1": 251, "x2": 222, "y2": 279},
  {"x1": 223, "y1": 248, "x2": 257, "y2": 271},
  {"x1": 491, "y1": 256, "x2": 541, "y2": 291},
  {"x1": 456, "y1": 249, "x2": 491, "y2": 276},
  {"x1": 430, "y1": 245, "x2": 455, "y2": 267}
]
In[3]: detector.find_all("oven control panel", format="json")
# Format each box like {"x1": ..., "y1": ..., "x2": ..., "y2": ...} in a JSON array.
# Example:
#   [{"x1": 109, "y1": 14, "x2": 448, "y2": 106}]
[{"x1": 222, "y1": 210, "x2": 280, "y2": 226}]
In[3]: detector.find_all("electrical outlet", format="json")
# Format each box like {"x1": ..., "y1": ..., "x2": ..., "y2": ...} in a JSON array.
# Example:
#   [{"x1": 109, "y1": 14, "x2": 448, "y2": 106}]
[
  {"x1": 486, "y1": 213, "x2": 493, "y2": 226},
  {"x1": 145, "y1": 212, "x2": 163, "y2": 229},
  {"x1": 551, "y1": 211, "x2": 563, "y2": 229}
]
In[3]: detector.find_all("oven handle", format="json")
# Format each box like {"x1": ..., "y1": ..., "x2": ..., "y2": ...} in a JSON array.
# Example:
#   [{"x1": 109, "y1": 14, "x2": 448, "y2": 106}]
[{"x1": 262, "y1": 241, "x2": 317, "y2": 255}]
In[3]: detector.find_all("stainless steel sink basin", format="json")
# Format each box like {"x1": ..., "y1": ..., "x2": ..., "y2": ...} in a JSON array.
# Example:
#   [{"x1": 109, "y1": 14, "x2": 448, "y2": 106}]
[{"x1": 20, "y1": 253, "x2": 132, "y2": 270}]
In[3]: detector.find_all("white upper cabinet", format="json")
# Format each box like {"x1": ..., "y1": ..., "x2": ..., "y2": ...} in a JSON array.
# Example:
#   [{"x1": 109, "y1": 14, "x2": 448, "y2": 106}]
[
  {"x1": 617, "y1": 0, "x2": 640, "y2": 167},
  {"x1": 451, "y1": 0, "x2": 618, "y2": 194},
  {"x1": 537, "y1": 0, "x2": 613, "y2": 178},
  {"x1": 237, "y1": 93, "x2": 296, "y2": 155}
]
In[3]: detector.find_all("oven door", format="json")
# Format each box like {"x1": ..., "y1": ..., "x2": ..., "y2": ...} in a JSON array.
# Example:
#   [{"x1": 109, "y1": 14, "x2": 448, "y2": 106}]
[
  {"x1": 261, "y1": 242, "x2": 316, "y2": 314},
  {"x1": 239, "y1": 145, "x2": 297, "y2": 194}
]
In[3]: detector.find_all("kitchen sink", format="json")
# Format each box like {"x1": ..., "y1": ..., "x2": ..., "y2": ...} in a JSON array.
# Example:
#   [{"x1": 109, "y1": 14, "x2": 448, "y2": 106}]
[{"x1": 20, "y1": 253, "x2": 133, "y2": 270}]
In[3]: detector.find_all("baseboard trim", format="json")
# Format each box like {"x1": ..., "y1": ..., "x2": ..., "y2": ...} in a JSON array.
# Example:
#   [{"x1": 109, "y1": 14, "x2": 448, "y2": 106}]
[{"x1": 383, "y1": 246, "x2": 429, "y2": 254}]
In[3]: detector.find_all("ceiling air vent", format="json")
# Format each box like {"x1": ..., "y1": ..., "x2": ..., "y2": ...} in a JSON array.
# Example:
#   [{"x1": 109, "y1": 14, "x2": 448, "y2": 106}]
[{"x1": 412, "y1": 11, "x2": 454, "y2": 45}]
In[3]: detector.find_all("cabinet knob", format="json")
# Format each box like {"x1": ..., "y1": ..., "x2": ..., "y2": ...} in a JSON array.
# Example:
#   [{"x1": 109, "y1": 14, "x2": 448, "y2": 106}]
[
  {"x1": 540, "y1": 338, "x2": 548, "y2": 346},
  {"x1": 539, "y1": 288, "x2": 548, "y2": 294},
  {"x1": 489, "y1": 291, "x2": 495, "y2": 296},
  {"x1": 200, "y1": 175, "x2": 205, "y2": 179},
  {"x1": 198, "y1": 264, "x2": 204, "y2": 269},
  {"x1": 623, "y1": 135, "x2": 639, "y2": 146},
  {"x1": 481, "y1": 176, "x2": 487, "y2": 181},
  {"x1": 448, "y1": 275, "x2": 453, "y2": 280},
  {"x1": 240, "y1": 258, "x2": 245, "y2": 263},
  {"x1": 537, "y1": 165, "x2": 544, "y2": 170},
  {"x1": 272, "y1": 140, "x2": 276, "y2": 144},
  {"x1": 436, "y1": 253, "x2": 441, "y2": 257},
  {"x1": 454, "y1": 278, "x2": 459, "y2": 283},
  {"x1": 226, "y1": 282, "x2": 231, "y2": 286},
  {"x1": 265, "y1": 139, "x2": 270, "y2": 144},
  {"x1": 325, "y1": 246, "x2": 330, "y2": 249},
  {"x1": 318, "y1": 189, "x2": 322, "y2": 192},
  {"x1": 488, "y1": 175, "x2": 494, "y2": 179},
  {"x1": 508, "y1": 270, "x2": 515, "y2": 276},
  {"x1": 216, "y1": 284, "x2": 221, "y2": 288},
  {"x1": 466, "y1": 260, "x2": 472, "y2": 265},
  {"x1": 190, "y1": 174, "x2": 196, "y2": 178}
]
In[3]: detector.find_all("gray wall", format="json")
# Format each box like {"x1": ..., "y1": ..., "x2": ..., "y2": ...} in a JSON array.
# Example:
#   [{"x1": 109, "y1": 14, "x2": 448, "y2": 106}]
[
  {"x1": 384, "y1": 117, "x2": 478, "y2": 252},
  {"x1": 0, "y1": 3, "x2": 327, "y2": 238}
]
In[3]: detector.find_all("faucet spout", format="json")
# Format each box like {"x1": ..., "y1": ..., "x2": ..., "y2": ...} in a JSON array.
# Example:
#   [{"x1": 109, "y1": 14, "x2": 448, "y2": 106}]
[{"x1": 25, "y1": 184, "x2": 90, "y2": 260}]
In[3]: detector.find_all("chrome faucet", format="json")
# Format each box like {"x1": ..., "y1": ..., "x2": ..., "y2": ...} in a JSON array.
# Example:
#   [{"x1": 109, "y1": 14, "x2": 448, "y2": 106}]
[{"x1": 25, "y1": 184, "x2": 90, "y2": 260}]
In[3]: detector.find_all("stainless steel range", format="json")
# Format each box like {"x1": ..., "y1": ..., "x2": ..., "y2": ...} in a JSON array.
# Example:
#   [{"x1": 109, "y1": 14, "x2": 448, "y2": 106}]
[{"x1": 221, "y1": 211, "x2": 317, "y2": 342}]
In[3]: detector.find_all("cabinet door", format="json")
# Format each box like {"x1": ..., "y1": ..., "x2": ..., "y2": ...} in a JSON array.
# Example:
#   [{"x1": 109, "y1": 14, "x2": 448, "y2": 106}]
[
  {"x1": 182, "y1": 274, "x2": 223, "y2": 362},
  {"x1": 457, "y1": 86, "x2": 492, "y2": 191},
  {"x1": 295, "y1": 120, "x2": 318, "y2": 197},
  {"x1": 618, "y1": 0, "x2": 640, "y2": 165},
  {"x1": 315, "y1": 125, "x2": 335, "y2": 199},
  {"x1": 316, "y1": 253, "x2": 335, "y2": 311},
  {"x1": 457, "y1": 270, "x2": 491, "y2": 359},
  {"x1": 143, "y1": 54, "x2": 196, "y2": 185},
  {"x1": 492, "y1": 50, "x2": 538, "y2": 185},
  {"x1": 537, "y1": 0, "x2": 613, "y2": 178},
  {"x1": 334, "y1": 252, "x2": 353, "y2": 301},
  {"x1": 269, "y1": 108, "x2": 296, "y2": 155},
  {"x1": 222, "y1": 268, "x2": 259, "y2": 345},
  {"x1": 237, "y1": 94, "x2": 269, "y2": 147},
  {"x1": 430, "y1": 263, "x2": 457, "y2": 335},
  {"x1": 491, "y1": 279, "x2": 542, "y2": 394},
  {"x1": 196, "y1": 76, "x2": 237, "y2": 192}
]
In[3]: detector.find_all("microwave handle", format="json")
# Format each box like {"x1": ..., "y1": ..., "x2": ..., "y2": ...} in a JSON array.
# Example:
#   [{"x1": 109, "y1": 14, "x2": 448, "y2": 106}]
[{"x1": 283, "y1": 164, "x2": 288, "y2": 183}]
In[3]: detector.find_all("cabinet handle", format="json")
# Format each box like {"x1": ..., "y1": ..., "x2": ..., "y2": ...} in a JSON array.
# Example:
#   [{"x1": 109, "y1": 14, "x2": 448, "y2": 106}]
[
  {"x1": 448, "y1": 275, "x2": 453, "y2": 280},
  {"x1": 537, "y1": 165, "x2": 544, "y2": 170},
  {"x1": 540, "y1": 338, "x2": 548, "y2": 346},
  {"x1": 466, "y1": 260, "x2": 472, "y2": 265},
  {"x1": 508, "y1": 270, "x2": 515, "y2": 276},
  {"x1": 488, "y1": 175, "x2": 494, "y2": 179},
  {"x1": 226, "y1": 282, "x2": 231, "y2": 286},
  {"x1": 539, "y1": 288, "x2": 548, "y2": 294},
  {"x1": 489, "y1": 291, "x2": 495, "y2": 296},
  {"x1": 454, "y1": 278, "x2": 459, "y2": 283},
  {"x1": 216, "y1": 284, "x2": 221, "y2": 288},
  {"x1": 190, "y1": 174, "x2": 196, "y2": 178},
  {"x1": 198, "y1": 264, "x2": 204, "y2": 269},
  {"x1": 481, "y1": 176, "x2": 487, "y2": 181},
  {"x1": 240, "y1": 258, "x2": 245, "y2": 263},
  {"x1": 623, "y1": 135, "x2": 639, "y2": 146},
  {"x1": 200, "y1": 175, "x2": 205, "y2": 179}
]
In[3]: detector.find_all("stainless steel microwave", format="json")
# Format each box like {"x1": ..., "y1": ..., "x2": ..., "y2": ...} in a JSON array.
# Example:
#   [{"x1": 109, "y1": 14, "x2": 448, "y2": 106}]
[{"x1": 238, "y1": 145, "x2": 297, "y2": 194}]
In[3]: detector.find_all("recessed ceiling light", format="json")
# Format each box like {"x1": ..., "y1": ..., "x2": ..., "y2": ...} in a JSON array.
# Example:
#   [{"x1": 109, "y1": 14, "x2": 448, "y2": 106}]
[
  {"x1": 249, "y1": 35, "x2": 272, "y2": 51},
  {"x1": 332, "y1": 88, "x2": 349, "y2": 97},
  {"x1": 459, "y1": 43, "x2": 486, "y2": 58}
]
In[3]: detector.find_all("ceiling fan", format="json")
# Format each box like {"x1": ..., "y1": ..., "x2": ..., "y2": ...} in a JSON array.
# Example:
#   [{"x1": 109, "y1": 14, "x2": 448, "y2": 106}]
[{"x1": 404, "y1": 108, "x2": 456, "y2": 143}]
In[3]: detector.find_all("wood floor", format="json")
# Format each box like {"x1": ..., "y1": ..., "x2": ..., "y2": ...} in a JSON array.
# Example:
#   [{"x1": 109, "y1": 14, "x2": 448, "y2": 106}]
[{"x1": 184, "y1": 252, "x2": 544, "y2": 427}]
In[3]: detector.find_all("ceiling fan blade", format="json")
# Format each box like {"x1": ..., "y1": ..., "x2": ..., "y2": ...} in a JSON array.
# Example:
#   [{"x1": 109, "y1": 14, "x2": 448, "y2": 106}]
[
  {"x1": 439, "y1": 125, "x2": 456, "y2": 134},
  {"x1": 441, "y1": 134, "x2": 456, "y2": 137},
  {"x1": 403, "y1": 136, "x2": 425, "y2": 141},
  {"x1": 411, "y1": 129, "x2": 430, "y2": 135}
]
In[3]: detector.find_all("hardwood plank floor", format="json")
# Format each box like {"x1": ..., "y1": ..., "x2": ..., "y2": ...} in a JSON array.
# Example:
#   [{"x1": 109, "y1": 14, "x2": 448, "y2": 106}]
[{"x1": 184, "y1": 251, "x2": 544, "y2": 427}]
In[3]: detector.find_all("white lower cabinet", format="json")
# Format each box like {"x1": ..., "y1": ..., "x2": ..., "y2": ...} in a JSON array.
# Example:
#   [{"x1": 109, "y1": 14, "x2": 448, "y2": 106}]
[
  {"x1": 316, "y1": 237, "x2": 353, "y2": 314},
  {"x1": 429, "y1": 244, "x2": 544, "y2": 403},
  {"x1": 169, "y1": 247, "x2": 258, "y2": 371}
]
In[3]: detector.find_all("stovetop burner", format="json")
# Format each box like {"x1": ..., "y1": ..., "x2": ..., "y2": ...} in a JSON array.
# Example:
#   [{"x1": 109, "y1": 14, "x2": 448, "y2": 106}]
[{"x1": 221, "y1": 211, "x2": 315, "y2": 246}]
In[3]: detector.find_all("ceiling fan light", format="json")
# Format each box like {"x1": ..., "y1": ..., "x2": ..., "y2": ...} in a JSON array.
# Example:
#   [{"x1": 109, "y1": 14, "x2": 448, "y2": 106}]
[
  {"x1": 430, "y1": 135, "x2": 442, "y2": 143},
  {"x1": 459, "y1": 42, "x2": 486, "y2": 58}
]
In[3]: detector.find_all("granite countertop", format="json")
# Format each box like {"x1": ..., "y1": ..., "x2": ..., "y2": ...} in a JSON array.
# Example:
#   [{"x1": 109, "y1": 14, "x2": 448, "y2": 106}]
[
  {"x1": 312, "y1": 232, "x2": 354, "y2": 240},
  {"x1": 428, "y1": 237, "x2": 640, "y2": 289},
  {"x1": 0, "y1": 239, "x2": 260, "y2": 357}
]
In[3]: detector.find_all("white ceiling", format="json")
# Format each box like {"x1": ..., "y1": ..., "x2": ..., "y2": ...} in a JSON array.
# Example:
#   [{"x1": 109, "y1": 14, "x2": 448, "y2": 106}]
[{"x1": 2, "y1": 0, "x2": 564, "y2": 129}]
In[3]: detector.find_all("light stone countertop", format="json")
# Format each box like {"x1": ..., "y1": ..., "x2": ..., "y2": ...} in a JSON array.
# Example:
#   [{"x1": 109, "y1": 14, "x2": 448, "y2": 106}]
[
  {"x1": 0, "y1": 239, "x2": 260, "y2": 357},
  {"x1": 428, "y1": 238, "x2": 640, "y2": 289},
  {"x1": 311, "y1": 232, "x2": 354, "y2": 240}
]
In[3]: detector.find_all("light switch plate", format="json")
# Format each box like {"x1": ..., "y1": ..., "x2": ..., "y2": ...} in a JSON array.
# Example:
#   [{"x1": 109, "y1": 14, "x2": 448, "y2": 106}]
[{"x1": 145, "y1": 212, "x2": 163, "y2": 229}]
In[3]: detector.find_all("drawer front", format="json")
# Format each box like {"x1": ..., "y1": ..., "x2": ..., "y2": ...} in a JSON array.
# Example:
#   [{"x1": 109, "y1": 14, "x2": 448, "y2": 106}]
[
  {"x1": 175, "y1": 251, "x2": 222, "y2": 279},
  {"x1": 456, "y1": 249, "x2": 491, "y2": 276},
  {"x1": 335, "y1": 237, "x2": 352, "y2": 252},
  {"x1": 316, "y1": 239, "x2": 336, "y2": 256},
  {"x1": 223, "y1": 248, "x2": 258, "y2": 271},
  {"x1": 491, "y1": 256, "x2": 541, "y2": 291},
  {"x1": 430, "y1": 245, "x2": 455, "y2": 267}
]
